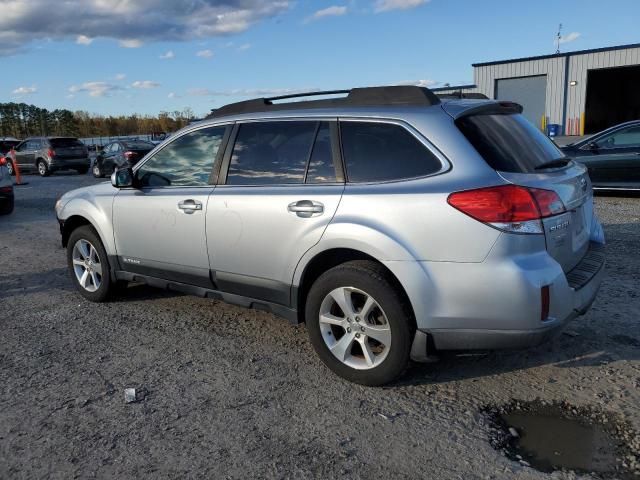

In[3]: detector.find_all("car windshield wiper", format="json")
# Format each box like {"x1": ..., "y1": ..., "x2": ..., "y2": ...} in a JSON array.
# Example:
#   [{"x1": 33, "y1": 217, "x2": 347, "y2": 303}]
[{"x1": 534, "y1": 158, "x2": 571, "y2": 170}]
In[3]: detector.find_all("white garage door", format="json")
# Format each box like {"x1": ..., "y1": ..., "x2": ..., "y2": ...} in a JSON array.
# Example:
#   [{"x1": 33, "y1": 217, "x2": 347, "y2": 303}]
[{"x1": 495, "y1": 75, "x2": 547, "y2": 129}]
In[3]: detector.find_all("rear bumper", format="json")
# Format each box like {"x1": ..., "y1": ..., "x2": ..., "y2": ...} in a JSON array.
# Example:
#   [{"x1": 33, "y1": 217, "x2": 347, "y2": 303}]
[
  {"x1": 49, "y1": 158, "x2": 90, "y2": 169},
  {"x1": 408, "y1": 241, "x2": 605, "y2": 351}
]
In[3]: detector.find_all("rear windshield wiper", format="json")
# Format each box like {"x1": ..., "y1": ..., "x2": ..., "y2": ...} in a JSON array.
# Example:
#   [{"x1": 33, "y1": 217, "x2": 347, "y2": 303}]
[{"x1": 534, "y1": 158, "x2": 571, "y2": 170}]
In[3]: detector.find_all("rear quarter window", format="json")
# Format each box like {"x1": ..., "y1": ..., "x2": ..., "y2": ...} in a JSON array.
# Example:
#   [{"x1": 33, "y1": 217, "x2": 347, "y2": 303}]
[
  {"x1": 340, "y1": 121, "x2": 442, "y2": 182},
  {"x1": 456, "y1": 113, "x2": 566, "y2": 173}
]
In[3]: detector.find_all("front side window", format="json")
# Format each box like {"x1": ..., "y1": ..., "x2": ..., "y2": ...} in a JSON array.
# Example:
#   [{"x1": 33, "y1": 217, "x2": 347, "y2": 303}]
[
  {"x1": 226, "y1": 121, "x2": 319, "y2": 185},
  {"x1": 340, "y1": 121, "x2": 443, "y2": 182},
  {"x1": 596, "y1": 126, "x2": 640, "y2": 149},
  {"x1": 137, "y1": 126, "x2": 226, "y2": 187}
]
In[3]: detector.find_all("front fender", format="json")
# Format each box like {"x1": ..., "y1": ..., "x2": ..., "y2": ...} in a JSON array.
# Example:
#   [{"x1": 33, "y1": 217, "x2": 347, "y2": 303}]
[{"x1": 57, "y1": 183, "x2": 116, "y2": 256}]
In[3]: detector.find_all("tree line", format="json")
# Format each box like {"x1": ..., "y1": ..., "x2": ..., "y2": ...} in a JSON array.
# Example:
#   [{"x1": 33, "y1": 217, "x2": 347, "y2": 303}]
[{"x1": 0, "y1": 102, "x2": 195, "y2": 139}]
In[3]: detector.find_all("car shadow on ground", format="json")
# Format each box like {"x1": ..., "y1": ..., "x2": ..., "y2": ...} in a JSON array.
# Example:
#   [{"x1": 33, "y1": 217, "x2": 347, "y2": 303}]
[{"x1": 398, "y1": 326, "x2": 640, "y2": 386}]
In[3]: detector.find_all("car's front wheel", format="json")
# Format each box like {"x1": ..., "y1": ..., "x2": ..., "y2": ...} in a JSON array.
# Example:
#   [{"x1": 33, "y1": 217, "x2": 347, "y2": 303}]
[
  {"x1": 67, "y1": 226, "x2": 113, "y2": 302},
  {"x1": 92, "y1": 162, "x2": 103, "y2": 178},
  {"x1": 6, "y1": 160, "x2": 15, "y2": 176},
  {"x1": 305, "y1": 260, "x2": 414, "y2": 386}
]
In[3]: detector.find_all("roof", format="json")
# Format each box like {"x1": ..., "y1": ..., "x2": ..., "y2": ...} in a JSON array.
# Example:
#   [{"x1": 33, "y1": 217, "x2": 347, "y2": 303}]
[
  {"x1": 472, "y1": 42, "x2": 640, "y2": 67},
  {"x1": 207, "y1": 86, "x2": 441, "y2": 119}
]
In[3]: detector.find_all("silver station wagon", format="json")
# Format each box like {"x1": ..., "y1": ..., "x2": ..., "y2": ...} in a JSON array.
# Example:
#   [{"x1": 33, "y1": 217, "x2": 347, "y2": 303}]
[{"x1": 55, "y1": 86, "x2": 605, "y2": 385}]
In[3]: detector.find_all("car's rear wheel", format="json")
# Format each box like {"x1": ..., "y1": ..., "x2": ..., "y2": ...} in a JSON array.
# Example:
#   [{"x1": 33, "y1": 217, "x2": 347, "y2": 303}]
[
  {"x1": 67, "y1": 226, "x2": 113, "y2": 302},
  {"x1": 6, "y1": 160, "x2": 15, "y2": 176},
  {"x1": 92, "y1": 162, "x2": 103, "y2": 178},
  {"x1": 0, "y1": 196, "x2": 14, "y2": 215},
  {"x1": 305, "y1": 260, "x2": 414, "y2": 386},
  {"x1": 37, "y1": 159, "x2": 50, "y2": 177}
]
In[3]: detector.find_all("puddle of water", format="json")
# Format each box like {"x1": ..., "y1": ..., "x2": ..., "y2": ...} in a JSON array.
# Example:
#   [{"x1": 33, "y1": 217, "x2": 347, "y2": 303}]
[{"x1": 502, "y1": 410, "x2": 619, "y2": 474}]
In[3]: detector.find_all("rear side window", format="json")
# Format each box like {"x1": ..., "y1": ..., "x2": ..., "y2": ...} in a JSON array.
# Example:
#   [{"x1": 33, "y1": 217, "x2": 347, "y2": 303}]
[
  {"x1": 456, "y1": 114, "x2": 566, "y2": 173},
  {"x1": 50, "y1": 138, "x2": 83, "y2": 148},
  {"x1": 227, "y1": 121, "x2": 336, "y2": 185},
  {"x1": 340, "y1": 122, "x2": 442, "y2": 182}
]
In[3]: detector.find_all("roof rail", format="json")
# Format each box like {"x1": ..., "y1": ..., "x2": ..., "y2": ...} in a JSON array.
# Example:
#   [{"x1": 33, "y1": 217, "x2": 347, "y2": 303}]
[{"x1": 208, "y1": 85, "x2": 441, "y2": 119}]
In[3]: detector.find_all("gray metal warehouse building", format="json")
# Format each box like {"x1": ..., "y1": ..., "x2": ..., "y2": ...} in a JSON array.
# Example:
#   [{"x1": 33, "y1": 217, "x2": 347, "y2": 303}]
[{"x1": 441, "y1": 43, "x2": 640, "y2": 136}]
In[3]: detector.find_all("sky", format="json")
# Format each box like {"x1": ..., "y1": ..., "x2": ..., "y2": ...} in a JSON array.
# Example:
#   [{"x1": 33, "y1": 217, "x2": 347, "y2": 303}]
[{"x1": 1, "y1": 0, "x2": 639, "y2": 117}]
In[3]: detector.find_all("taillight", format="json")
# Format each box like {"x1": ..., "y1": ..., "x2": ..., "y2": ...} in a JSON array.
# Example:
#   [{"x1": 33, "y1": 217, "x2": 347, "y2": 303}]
[
  {"x1": 0, "y1": 156, "x2": 6, "y2": 166},
  {"x1": 123, "y1": 151, "x2": 135, "y2": 159},
  {"x1": 48, "y1": 148, "x2": 55, "y2": 158},
  {"x1": 447, "y1": 185, "x2": 566, "y2": 234}
]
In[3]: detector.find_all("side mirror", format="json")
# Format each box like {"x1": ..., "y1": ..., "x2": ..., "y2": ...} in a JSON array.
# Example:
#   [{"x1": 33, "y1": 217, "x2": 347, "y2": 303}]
[{"x1": 111, "y1": 167, "x2": 135, "y2": 188}]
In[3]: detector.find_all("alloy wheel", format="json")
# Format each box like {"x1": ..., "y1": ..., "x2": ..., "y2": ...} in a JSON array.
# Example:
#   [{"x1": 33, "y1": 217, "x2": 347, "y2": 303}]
[
  {"x1": 72, "y1": 239, "x2": 103, "y2": 292},
  {"x1": 319, "y1": 287, "x2": 391, "y2": 370}
]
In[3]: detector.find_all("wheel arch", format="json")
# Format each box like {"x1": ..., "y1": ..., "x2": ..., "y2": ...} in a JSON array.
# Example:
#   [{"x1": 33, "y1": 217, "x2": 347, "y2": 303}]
[{"x1": 293, "y1": 247, "x2": 417, "y2": 328}]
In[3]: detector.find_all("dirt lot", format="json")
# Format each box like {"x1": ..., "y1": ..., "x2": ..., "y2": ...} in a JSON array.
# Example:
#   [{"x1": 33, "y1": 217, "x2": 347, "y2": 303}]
[{"x1": 1, "y1": 174, "x2": 639, "y2": 479}]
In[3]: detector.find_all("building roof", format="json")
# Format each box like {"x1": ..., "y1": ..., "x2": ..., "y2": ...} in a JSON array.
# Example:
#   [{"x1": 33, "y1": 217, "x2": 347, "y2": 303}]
[{"x1": 472, "y1": 42, "x2": 640, "y2": 67}]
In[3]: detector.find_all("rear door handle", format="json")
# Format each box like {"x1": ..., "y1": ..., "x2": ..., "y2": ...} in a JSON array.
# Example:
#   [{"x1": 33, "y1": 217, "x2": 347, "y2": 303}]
[
  {"x1": 178, "y1": 199, "x2": 203, "y2": 214},
  {"x1": 288, "y1": 200, "x2": 324, "y2": 218}
]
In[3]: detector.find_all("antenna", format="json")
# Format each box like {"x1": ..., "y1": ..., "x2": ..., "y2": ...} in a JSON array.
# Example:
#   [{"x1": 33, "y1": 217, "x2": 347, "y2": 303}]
[{"x1": 555, "y1": 23, "x2": 563, "y2": 54}]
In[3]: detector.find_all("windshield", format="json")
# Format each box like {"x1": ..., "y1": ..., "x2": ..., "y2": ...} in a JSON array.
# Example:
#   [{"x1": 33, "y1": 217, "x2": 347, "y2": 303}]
[{"x1": 457, "y1": 113, "x2": 568, "y2": 173}]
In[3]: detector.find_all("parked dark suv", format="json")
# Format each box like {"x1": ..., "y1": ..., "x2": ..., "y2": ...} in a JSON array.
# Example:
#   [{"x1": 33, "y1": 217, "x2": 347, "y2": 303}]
[
  {"x1": 10, "y1": 137, "x2": 89, "y2": 177},
  {"x1": 92, "y1": 140, "x2": 155, "y2": 178}
]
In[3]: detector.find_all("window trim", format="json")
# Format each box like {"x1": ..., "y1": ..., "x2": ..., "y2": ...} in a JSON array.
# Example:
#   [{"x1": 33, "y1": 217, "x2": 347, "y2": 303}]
[
  {"x1": 219, "y1": 118, "x2": 345, "y2": 187},
  {"x1": 337, "y1": 117, "x2": 451, "y2": 184},
  {"x1": 132, "y1": 122, "x2": 232, "y2": 189},
  {"x1": 593, "y1": 125, "x2": 640, "y2": 150}
]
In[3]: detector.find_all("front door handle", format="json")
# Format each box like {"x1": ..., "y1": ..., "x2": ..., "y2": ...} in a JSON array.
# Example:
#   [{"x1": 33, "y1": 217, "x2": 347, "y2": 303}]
[
  {"x1": 288, "y1": 200, "x2": 324, "y2": 218},
  {"x1": 178, "y1": 199, "x2": 203, "y2": 214}
]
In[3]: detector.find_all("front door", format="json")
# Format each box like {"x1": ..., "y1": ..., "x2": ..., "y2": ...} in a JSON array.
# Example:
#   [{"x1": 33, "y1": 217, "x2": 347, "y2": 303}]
[
  {"x1": 15, "y1": 140, "x2": 37, "y2": 169},
  {"x1": 207, "y1": 120, "x2": 344, "y2": 305},
  {"x1": 584, "y1": 124, "x2": 640, "y2": 187},
  {"x1": 112, "y1": 125, "x2": 229, "y2": 288}
]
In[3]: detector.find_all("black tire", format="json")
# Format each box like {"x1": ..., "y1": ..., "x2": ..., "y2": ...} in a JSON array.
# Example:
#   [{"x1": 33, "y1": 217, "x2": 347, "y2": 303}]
[
  {"x1": 0, "y1": 195, "x2": 14, "y2": 215},
  {"x1": 92, "y1": 162, "x2": 103, "y2": 178},
  {"x1": 76, "y1": 166, "x2": 89, "y2": 175},
  {"x1": 37, "y1": 159, "x2": 50, "y2": 177},
  {"x1": 305, "y1": 260, "x2": 414, "y2": 386},
  {"x1": 6, "y1": 160, "x2": 15, "y2": 176},
  {"x1": 67, "y1": 225, "x2": 113, "y2": 302}
]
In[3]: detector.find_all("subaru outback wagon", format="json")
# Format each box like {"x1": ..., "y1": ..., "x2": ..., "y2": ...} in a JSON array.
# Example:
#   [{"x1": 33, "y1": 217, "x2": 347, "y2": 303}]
[{"x1": 55, "y1": 86, "x2": 605, "y2": 385}]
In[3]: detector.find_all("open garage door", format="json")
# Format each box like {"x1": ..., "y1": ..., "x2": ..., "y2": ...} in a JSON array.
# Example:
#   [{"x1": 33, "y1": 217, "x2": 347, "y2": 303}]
[
  {"x1": 495, "y1": 75, "x2": 547, "y2": 129},
  {"x1": 585, "y1": 65, "x2": 640, "y2": 134}
]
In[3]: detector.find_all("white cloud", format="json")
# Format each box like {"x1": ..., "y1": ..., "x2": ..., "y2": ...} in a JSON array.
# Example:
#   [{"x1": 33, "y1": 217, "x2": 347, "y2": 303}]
[
  {"x1": 196, "y1": 49, "x2": 214, "y2": 58},
  {"x1": 115, "y1": 73, "x2": 126, "y2": 81},
  {"x1": 238, "y1": 43, "x2": 251, "y2": 51},
  {"x1": 160, "y1": 50, "x2": 175, "y2": 59},
  {"x1": 0, "y1": 1, "x2": 290, "y2": 56},
  {"x1": 559, "y1": 32, "x2": 580, "y2": 44},
  {"x1": 397, "y1": 79, "x2": 438, "y2": 87},
  {"x1": 168, "y1": 92, "x2": 177, "y2": 99},
  {"x1": 374, "y1": 0, "x2": 429, "y2": 13},
  {"x1": 306, "y1": 5, "x2": 347, "y2": 22},
  {"x1": 131, "y1": 80, "x2": 161, "y2": 89},
  {"x1": 12, "y1": 85, "x2": 37, "y2": 95},
  {"x1": 68, "y1": 81, "x2": 123, "y2": 97},
  {"x1": 76, "y1": 35, "x2": 93, "y2": 45},
  {"x1": 119, "y1": 39, "x2": 143, "y2": 48}
]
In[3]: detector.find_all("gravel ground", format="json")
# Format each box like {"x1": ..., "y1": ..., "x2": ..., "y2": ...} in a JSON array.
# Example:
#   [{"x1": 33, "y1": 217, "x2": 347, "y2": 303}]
[{"x1": 1, "y1": 174, "x2": 639, "y2": 479}]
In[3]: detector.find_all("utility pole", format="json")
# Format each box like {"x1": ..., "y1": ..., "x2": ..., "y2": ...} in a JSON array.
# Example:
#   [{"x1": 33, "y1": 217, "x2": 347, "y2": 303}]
[{"x1": 555, "y1": 23, "x2": 562, "y2": 54}]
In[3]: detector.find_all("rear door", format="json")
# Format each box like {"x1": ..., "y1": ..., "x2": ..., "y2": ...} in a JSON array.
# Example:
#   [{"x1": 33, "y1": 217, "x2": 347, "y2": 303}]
[
  {"x1": 112, "y1": 125, "x2": 229, "y2": 287},
  {"x1": 454, "y1": 109, "x2": 597, "y2": 273},
  {"x1": 207, "y1": 119, "x2": 344, "y2": 305}
]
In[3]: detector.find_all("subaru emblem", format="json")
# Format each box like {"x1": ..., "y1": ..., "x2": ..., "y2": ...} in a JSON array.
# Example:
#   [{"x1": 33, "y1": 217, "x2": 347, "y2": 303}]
[{"x1": 580, "y1": 177, "x2": 587, "y2": 192}]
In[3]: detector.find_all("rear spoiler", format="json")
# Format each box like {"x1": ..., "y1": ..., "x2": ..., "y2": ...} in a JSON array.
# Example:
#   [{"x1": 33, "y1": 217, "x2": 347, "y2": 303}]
[{"x1": 442, "y1": 100, "x2": 523, "y2": 120}]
